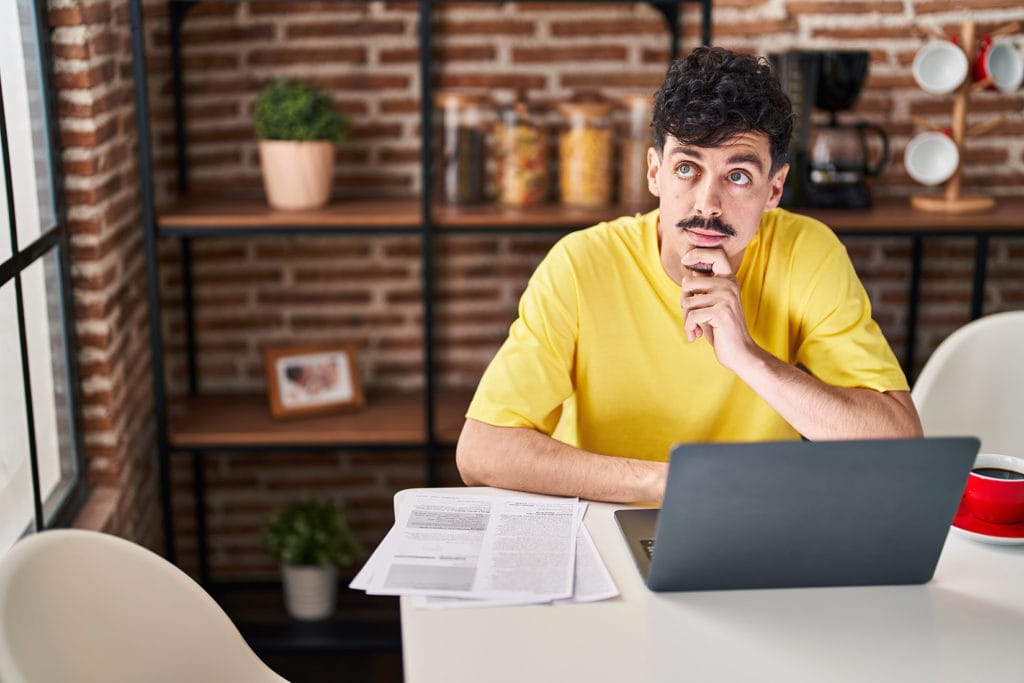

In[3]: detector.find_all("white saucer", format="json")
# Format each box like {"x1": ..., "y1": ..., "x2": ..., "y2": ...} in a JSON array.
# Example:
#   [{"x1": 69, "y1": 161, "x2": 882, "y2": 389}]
[
  {"x1": 951, "y1": 521, "x2": 1024, "y2": 546},
  {"x1": 951, "y1": 480, "x2": 1024, "y2": 546}
]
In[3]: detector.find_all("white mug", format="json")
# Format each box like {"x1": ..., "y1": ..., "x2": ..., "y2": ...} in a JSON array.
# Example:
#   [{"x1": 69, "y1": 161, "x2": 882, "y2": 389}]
[
  {"x1": 912, "y1": 40, "x2": 969, "y2": 95},
  {"x1": 905, "y1": 131, "x2": 959, "y2": 186},
  {"x1": 974, "y1": 36, "x2": 1024, "y2": 93}
]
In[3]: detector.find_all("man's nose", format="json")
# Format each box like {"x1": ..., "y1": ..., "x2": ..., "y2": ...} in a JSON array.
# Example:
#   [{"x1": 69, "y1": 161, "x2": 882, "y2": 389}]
[{"x1": 692, "y1": 179, "x2": 723, "y2": 217}]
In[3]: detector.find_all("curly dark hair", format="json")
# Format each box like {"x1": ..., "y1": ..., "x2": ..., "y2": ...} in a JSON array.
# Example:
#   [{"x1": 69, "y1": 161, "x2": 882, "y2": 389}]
[{"x1": 652, "y1": 46, "x2": 793, "y2": 173}]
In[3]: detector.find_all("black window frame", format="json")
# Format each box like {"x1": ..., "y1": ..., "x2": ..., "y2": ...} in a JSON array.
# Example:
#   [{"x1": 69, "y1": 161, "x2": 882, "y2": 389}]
[{"x1": 0, "y1": 0, "x2": 88, "y2": 540}]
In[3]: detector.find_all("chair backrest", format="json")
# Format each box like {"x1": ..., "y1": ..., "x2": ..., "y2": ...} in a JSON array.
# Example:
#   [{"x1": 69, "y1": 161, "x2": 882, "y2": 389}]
[
  {"x1": 911, "y1": 310, "x2": 1024, "y2": 457},
  {"x1": 0, "y1": 529, "x2": 289, "y2": 683}
]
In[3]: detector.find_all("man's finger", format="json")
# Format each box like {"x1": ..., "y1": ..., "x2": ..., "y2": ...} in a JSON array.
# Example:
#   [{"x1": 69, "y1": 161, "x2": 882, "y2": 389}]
[
  {"x1": 681, "y1": 246, "x2": 733, "y2": 276},
  {"x1": 684, "y1": 305, "x2": 716, "y2": 342}
]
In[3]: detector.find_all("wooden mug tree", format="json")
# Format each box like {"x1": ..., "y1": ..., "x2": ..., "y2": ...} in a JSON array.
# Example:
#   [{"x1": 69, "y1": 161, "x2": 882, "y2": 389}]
[{"x1": 910, "y1": 20, "x2": 1020, "y2": 214}]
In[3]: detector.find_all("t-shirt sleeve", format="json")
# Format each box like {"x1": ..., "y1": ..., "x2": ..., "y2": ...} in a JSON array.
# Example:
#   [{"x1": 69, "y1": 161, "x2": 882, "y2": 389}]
[
  {"x1": 793, "y1": 244, "x2": 909, "y2": 392},
  {"x1": 465, "y1": 241, "x2": 580, "y2": 434}
]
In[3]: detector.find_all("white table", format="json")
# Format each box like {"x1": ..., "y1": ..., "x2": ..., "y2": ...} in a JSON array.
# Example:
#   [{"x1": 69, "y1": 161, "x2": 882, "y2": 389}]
[{"x1": 399, "y1": 487, "x2": 1024, "y2": 683}]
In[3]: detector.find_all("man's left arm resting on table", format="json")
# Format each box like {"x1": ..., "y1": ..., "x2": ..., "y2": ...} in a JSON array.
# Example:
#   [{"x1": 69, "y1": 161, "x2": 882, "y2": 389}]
[{"x1": 733, "y1": 347, "x2": 921, "y2": 440}]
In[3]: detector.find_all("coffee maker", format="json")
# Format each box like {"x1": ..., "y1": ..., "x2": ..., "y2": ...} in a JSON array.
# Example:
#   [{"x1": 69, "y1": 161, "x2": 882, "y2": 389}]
[{"x1": 772, "y1": 51, "x2": 890, "y2": 209}]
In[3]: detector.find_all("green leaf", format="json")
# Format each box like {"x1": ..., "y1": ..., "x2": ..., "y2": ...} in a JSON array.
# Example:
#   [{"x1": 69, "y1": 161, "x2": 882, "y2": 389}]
[
  {"x1": 263, "y1": 497, "x2": 364, "y2": 567},
  {"x1": 253, "y1": 78, "x2": 351, "y2": 143}
]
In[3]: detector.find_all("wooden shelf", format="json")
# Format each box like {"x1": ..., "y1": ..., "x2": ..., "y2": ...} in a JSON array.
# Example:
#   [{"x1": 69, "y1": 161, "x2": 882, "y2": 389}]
[
  {"x1": 157, "y1": 194, "x2": 1024, "y2": 237},
  {"x1": 807, "y1": 197, "x2": 1024, "y2": 235},
  {"x1": 433, "y1": 202, "x2": 653, "y2": 230},
  {"x1": 168, "y1": 388, "x2": 472, "y2": 449},
  {"x1": 157, "y1": 196, "x2": 422, "y2": 234},
  {"x1": 155, "y1": 194, "x2": 658, "y2": 235}
]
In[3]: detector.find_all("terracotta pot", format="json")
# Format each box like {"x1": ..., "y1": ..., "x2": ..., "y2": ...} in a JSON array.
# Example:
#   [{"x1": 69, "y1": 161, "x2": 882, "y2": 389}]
[
  {"x1": 258, "y1": 140, "x2": 335, "y2": 211},
  {"x1": 281, "y1": 564, "x2": 338, "y2": 621}
]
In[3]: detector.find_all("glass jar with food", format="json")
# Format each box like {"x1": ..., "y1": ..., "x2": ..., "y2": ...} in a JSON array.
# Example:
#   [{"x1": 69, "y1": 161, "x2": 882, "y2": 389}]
[
  {"x1": 618, "y1": 92, "x2": 656, "y2": 211},
  {"x1": 495, "y1": 96, "x2": 549, "y2": 206},
  {"x1": 434, "y1": 92, "x2": 486, "y2": 204},
  {"x1": 557, "y1": 100, "x2": 614, "y2": 206}
]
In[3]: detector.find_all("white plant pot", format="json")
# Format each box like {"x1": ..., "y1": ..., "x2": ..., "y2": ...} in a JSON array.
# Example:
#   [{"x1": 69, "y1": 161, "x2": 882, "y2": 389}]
[
  {"x1": 258, "y1": 139, "x2": 335, "y2": 211},
  {"x1": 281, "y1": 564, "x2": 338, "y2": 621}
]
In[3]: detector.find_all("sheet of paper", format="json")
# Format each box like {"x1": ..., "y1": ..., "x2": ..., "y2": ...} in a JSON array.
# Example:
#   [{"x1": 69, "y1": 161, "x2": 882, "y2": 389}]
[
  {"x1": 348, "y1": 524, "x2": 397, "y2": 592},
  {"x1": 363, "y1": 491, "x2": 578, "y2": 602},
  {"x1": 414, "y1": 517, "x2": 619, "y2": 609},
  {"x1": 555, "y1": 522, "x2": 619, "y2": 604}
]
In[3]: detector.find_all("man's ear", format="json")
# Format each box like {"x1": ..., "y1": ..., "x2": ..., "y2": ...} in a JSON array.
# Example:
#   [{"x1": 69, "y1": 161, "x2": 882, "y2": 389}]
[
  {"x1": 764, "y1": 163, "x2": 789, "y2": 210},
  {"x1": 646, "y1": 146, "x2": 661, "y2": 197}
]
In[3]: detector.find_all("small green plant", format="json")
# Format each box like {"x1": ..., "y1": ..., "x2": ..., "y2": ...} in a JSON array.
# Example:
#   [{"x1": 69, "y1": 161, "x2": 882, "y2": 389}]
[
  {"x1": 253, "y1": 78, "x2": 351, "y2": 143},
  {"x1": 263, "y1": 497, "x2": 362, "y2": 567}
]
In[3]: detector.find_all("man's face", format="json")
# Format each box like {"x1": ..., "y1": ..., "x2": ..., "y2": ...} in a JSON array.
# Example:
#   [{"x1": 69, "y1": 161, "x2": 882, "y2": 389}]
[{"x1": 647, "y1": 130, "x2": 788, "y2": 280}]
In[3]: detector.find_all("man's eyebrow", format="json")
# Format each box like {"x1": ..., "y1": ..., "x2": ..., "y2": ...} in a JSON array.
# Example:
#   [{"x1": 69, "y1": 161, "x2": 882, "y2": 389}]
[
  {"x1": 668, "y1": 145, "x2": 704, "y2": 159},
  {"x1": 726, "y1": 153, "x2": 764, "y2": 172}
]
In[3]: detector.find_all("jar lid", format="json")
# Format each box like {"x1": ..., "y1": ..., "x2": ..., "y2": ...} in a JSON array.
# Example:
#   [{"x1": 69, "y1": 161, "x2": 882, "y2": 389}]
[
  {"x1": 434, "y1": 91, "x2": 484, "y2": 108},
  {"x1": 557, "y1": 100, "x2": 612, "y2": 118},
  {"x1": 619, "y1": 92, "x2": 654, "y2": 108},
  {"x1": 499, "y1": 99, "x2": 547, "y2": 117}
]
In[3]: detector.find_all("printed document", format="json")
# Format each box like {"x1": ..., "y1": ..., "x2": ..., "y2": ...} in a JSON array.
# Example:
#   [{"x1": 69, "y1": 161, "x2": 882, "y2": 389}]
[
  {"x1": 360, "y1": 491, "x2": 579, "y2": 602},
  {"x1": 412, "y1": 513, "x2": 619, "y2": 608}
]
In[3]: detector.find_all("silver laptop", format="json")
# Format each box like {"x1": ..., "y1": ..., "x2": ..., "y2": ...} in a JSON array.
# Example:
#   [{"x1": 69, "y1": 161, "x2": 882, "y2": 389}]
[{"x1": 615, "y1": 437, "x2": 979, "y2": 592}]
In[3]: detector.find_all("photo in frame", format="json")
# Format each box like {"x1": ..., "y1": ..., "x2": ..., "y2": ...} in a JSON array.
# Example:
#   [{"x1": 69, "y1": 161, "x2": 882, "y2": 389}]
[{"x1": 263, "y1": 343, "x2": 364, "y2": 418}]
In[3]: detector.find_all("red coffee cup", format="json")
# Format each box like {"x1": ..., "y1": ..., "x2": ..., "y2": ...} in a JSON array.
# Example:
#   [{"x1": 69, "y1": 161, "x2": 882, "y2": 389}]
[
  {"x1": 962, "y1": 453, "x2": 1024, "y2": 524},
  {"x1": 973, "y1": 35, "x2": 1024, "y2": 93}
]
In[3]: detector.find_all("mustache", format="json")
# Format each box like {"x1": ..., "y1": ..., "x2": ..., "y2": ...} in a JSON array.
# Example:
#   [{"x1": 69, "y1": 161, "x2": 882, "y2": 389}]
[{"x1": 676, "y1": 215, "x2": 737, "y2": 237}]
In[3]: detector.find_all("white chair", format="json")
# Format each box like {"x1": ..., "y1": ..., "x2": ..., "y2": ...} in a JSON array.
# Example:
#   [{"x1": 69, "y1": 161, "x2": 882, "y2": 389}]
[
  {"x1": 911, "y1": 310, "x2": 1024, "y2": 457},
  {"x1": 0, "y1": 528, "x2": 289, "y2": 683}
]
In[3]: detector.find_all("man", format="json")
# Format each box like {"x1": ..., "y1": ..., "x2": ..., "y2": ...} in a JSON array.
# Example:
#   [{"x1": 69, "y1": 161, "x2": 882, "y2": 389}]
[{"x1": 456, "y1": 47, "x2": 922, "y2": 504}]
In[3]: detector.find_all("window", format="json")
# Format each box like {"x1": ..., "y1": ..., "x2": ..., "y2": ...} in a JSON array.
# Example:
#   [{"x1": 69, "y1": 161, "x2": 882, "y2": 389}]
[{"x1": 0, "y1": 0, "x2": 86, "y2": 554}]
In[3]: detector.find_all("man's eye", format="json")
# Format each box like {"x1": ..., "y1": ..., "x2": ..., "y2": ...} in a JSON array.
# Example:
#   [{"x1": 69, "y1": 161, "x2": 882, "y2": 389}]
[
  {"x1": 675, "y1": 163, "x2": 696, "y2": 179},
  {"x1": 728, "y1": 171, "x2": 751, "y2": 185}
]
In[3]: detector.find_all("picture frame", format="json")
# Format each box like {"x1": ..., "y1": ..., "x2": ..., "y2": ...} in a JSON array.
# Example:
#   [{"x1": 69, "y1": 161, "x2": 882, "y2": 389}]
[{"x1": 263, "y1": 343, "x2": 364, "y2": 419}]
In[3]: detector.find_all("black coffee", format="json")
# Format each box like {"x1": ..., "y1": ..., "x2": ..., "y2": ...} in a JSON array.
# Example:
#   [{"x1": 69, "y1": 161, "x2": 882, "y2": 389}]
[{"x1": 972, "y1": 467, "x2": 1024, "y2": 481}]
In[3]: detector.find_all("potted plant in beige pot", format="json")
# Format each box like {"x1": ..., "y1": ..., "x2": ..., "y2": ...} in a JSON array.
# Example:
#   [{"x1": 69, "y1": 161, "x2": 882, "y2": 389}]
[
  {"x1": 253, "y1": 78, "x2": 351, "y2": 211},
  {"x1": 263, "y1": 497, "x2": 362, "y2": 621}
]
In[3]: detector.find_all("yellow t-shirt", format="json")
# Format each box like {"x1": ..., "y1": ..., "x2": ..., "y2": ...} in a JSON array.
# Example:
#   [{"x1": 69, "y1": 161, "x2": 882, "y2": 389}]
[{"x1": 466, "y1": 208, "x2": 909, "y2": 461}]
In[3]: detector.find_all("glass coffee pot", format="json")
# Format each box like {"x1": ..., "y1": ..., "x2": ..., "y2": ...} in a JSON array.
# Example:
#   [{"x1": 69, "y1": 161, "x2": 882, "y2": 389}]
[
  {"x1": 807, "y1": 113, "x2": 890, "y2": 191},
  {"x1": 775, "y1": 50, "x2": 889, "y2": 209}
]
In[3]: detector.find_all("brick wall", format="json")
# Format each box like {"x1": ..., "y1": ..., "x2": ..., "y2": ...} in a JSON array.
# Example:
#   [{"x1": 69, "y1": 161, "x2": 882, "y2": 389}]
[
  {"x1": 49, "y1": 0, "x2": 162, "y2": 550},
  {"x1": 54, "y1": 0, "x2": 1024, "y2": 578}
]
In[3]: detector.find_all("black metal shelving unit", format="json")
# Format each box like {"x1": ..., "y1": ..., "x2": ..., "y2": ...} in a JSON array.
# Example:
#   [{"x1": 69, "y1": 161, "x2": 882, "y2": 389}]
[{"x1": 130, "y1": 0, "x2": 712, "y2": 650}]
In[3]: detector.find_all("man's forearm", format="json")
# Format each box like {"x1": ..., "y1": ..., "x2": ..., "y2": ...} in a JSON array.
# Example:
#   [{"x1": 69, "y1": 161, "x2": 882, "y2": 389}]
[
  {"x1": 456, "y1": 418, "x2": 667, "y2": 503},
  {"x1": 734, "y1": 347, "x2": 923, "y2": 440}
]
